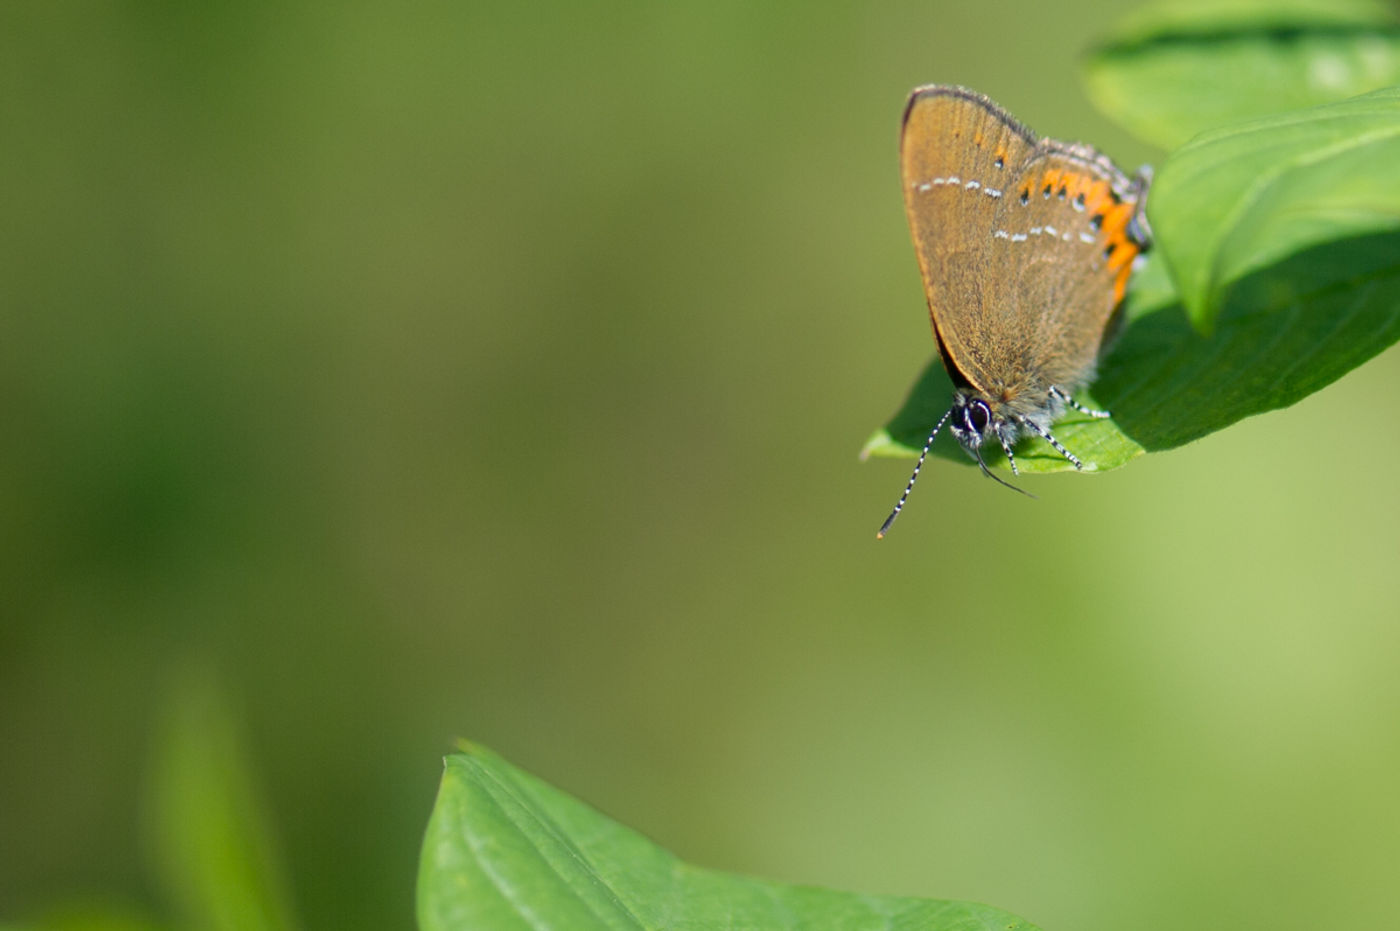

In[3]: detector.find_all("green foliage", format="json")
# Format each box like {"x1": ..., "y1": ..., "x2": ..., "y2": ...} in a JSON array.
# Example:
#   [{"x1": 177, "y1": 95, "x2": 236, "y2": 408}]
[
  {"x1": 1153, "y1": 86, "x2": 1400, "y2": 330},
  {"x1": 146, "y1": 670, "x2": 301, "y2": 931},
  {"x1": 4, "y1": 673, "x2": 299, "y2": 931},
  {"x1": 1083, "y1": 0, "x2": 1400, "y2": 149},
  {"x1": 870, "y1": 6, "x2": 1400, "y2": 472},
  {"x1": 418, "y1": 745, "x2": 1041, "y2": 931}
]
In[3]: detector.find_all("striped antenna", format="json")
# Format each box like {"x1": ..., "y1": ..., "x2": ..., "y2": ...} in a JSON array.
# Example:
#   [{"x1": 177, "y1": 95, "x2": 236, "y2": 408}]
[{"x1": 877, "y1": 407, "x2": 952, "y2": 539}]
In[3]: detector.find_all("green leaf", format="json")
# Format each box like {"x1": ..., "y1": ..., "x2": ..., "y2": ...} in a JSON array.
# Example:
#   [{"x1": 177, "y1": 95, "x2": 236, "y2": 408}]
[
  {"x1": 866, "y1": 220, "x2": 1400, "y2": 469},
  {"x1": 145, "y1": 667, "x2": 301, "y2": 931},
  {"x1": 418, "y1": 743, "x2": 1042, "y2": 931},
  {"x1": 1153, "y1": 85, "x2": 1400, "y2": 330},
  {"x1": 1082, "y1": 0, "x2": 1400, "y2": 149}
]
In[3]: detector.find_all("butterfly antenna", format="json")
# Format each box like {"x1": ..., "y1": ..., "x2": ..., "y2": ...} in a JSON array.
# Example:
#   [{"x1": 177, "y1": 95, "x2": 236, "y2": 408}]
[
  {"x1": 877, "y1": 408, "x2": 952, "y2": 539},
  {"x1": 973, "y1": 444, "x2": 1036, "y2": 499}
]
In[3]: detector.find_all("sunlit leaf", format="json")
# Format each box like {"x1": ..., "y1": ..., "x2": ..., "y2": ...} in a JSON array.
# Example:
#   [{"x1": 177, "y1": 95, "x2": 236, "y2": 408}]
[
  {"x1": 1152, "y1": 85, "x2": 1400, "y2": 330},
  {"x1": 1083, "y1": 0, "x2": 1400, "y2": 149}
]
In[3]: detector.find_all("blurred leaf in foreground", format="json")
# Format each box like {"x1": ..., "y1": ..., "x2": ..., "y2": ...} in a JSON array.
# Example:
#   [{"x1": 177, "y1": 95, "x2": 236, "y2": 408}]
[
  {"x1": 419, "y1": 743, "x2": 1040, "y2": 931},
  {"x1": 146, "y1": 667, "x2": 300, "y2": 931}
]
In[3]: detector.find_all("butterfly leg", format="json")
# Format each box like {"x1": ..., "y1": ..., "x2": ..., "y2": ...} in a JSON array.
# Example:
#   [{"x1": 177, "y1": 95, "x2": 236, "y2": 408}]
[
  {"x1": 1017, "y1": 416, "x2": 1084, "y2": 470},
  {"x1": 1049, "y1": 385, "x2": 1110, "y2": 419},
  {"x1": 996, "y1": 432, "x2": 1020, "y2": 475}
]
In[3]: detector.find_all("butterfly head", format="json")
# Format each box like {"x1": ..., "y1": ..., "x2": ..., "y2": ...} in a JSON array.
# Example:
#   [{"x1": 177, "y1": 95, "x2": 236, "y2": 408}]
[
  {"x1": 947, "y1": 390, "x2": 1035, "y2": 497},
  {"x1": 948, "y1": 392, "x2": 996, "y2": 455}
]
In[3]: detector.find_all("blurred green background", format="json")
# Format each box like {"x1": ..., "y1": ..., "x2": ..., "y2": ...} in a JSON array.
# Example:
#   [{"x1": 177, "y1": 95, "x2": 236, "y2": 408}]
[{"x1": 4, "y1": 3, "x2": 1400, "y2": 931}]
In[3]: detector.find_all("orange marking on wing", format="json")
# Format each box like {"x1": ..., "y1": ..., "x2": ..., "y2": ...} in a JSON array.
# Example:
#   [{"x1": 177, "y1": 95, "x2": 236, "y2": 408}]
[
  {"x1": 1032, "y1": 169, "x2": 1144, "y2": 305},
  {"x1": 1067, "y1": 176, "x2": 1142, "y2": 305},
  {"x1": 1101, "y1": 201, "x2": 1142, "y2": 304}
]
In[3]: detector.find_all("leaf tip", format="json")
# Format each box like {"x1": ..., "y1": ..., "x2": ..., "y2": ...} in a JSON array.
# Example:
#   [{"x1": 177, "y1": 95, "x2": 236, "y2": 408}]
[{"x1": 860, "y1": 429, "x2": 907, "y2": 460}]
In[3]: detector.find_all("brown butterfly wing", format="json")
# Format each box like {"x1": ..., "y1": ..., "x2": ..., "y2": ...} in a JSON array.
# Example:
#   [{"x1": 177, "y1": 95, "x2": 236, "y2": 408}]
[
  {"x1": 901, "y1": 87, "x2": 1036, "y2": 391},
  {"x1": 900, "y1": 87, "x2": 1145, "y2": 415}
]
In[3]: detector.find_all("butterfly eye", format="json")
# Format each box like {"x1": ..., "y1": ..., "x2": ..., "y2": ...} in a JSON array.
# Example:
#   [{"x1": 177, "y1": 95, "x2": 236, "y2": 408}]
[{"x1": 965, "y1": 399, "x2": 992, "y2": 434}]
